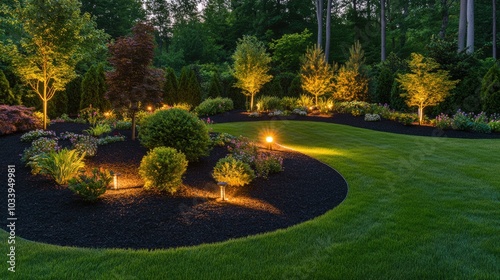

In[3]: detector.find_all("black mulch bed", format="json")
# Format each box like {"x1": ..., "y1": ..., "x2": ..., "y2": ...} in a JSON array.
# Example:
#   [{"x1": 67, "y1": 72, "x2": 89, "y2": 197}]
[
  {"x1": 209, "y1": 110, "x2": 500, "y2": 139},
  {"x1": 0, "y1": 122, "x2": 347, "y2": 250}
]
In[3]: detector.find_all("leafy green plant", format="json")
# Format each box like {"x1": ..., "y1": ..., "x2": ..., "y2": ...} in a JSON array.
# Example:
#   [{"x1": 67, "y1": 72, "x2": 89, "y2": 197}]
[
  {"x1": 256, "y1": 96, "x2": 283, "y2": 112},
  {"x1": 83, "y1": 123, "x2": 111, "y2": 137},
  {"x1": 20, "y1": 129, "x2": 57, "y2": 142},
  {"x1": 139, "y1": 147, "x2": 188, "y2": 193},
  {"x1": 21, "y1": 137, "x2": 60, "y2": 163},
  {"x1": 297, "y1": 94, "x2": 314, "y2": 109},
  {"x1": 139, "y1": 108, "x2": 211, "y2": 161},
  {"x1": 451, "y1": 110, "x2": 473, "y2": 130},
  {"x1": 194, "y1": 97, "x2": 234, "y2": 116},
  {"x1": 211, "y1": 132, "x2": 235, "y2": 147},
  {"x1": 68, "y1": 168, "x2": 112, "y2": 202},
  {"x1": 489, "y1": 121, "x2": 500, "y2": 132},
  {"x1": 435, "y1": 113, "x2": 452, "y2": 129},
  {"x1": 73, "y1": 136, "x2": 98, "y2": 157},
  {"x1": 113, "y1": 120, "x2": 132, "y2": 130},
  {"x1": 395, "y1": 113, "x2": 418, "y2": 125},
  {"x1": 97, "y1": 135, "x2": 126, "y2": 145},
  {"x1": 364, "y1": 113, "x2": 381, "y2": 122},
  {"x1": 227, "y1": 136, "x2": 258, "y2": 165},
  {"x1": 212, "y1": 156, "x2": 255, "y2": 187},
  {"x1": 471, "y1": 122, "x2": 491, "y2": 134},
  {"x1": 35, "y1": 148, "x2": 86, "y2": 185},
  {"x1": 255, "y1": 152, "x2": 283, "y2": 178},
  {"x1": 281, "y1": 97, "x2": 298, "y2": 111}
]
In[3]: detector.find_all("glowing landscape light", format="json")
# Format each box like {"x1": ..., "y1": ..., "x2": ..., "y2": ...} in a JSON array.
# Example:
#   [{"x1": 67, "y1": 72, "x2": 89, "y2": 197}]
[
  {"x1": 218, "y1": 182, "x2": 227, "y2": 201},
  {"x1": 266, "y1": 136, "x2": 274, "y2": 150}
]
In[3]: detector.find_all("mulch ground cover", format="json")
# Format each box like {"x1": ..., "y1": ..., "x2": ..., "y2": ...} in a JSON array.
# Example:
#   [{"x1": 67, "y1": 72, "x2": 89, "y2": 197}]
[{"x1": 1, "y1": 111, "x2": 497, "y2": 250}]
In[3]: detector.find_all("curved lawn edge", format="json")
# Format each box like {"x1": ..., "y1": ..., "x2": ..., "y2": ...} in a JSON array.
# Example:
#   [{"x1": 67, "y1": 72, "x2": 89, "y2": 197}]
[{"x1": 1, "y1": 121, "x2": 498, "y2": 279}]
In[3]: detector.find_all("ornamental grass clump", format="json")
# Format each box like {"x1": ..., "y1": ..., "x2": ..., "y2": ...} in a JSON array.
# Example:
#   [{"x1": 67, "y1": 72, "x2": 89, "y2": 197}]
[
  {"x1": 34, "y1": 148, "x2": 86, "y2": 185},
  {"x1": 212, "y1": 156, "x2": 255, "y2": 187},
  {"x1": 68, "y1": 168, "x2": 112, "y2": 202},
  {"x1": 139, "y1": 108, "x2": 211, "y2": 161},
  {"x1": 139, "y1": 147, "x2": 188, "y2": 194}
]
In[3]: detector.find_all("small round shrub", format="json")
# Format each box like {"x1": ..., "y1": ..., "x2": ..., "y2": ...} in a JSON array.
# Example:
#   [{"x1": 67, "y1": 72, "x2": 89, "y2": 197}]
[
  {"x1": 68, "y1": 168, "x2": 112, "y2": 202},
  {"x1": 139, "y1": 108, "x2": 211, "y2": 161},
  {"x1": 194, "y1": 97, "x2": 234, "y2": 116},
  {"x1": 139, "y1": 147, "x2": 188, "y2": 193},
  {"x1": 212, "y1": 156, "x2": 255, "y2": 187}
]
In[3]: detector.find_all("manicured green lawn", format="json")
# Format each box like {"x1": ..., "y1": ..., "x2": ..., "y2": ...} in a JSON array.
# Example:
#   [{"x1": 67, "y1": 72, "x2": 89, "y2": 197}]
[{"x1": 2, "y1": 121, "x2": 499, "y2": 279}]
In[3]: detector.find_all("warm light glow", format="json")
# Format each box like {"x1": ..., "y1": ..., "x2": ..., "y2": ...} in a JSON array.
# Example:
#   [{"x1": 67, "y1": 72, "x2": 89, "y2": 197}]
[
  {"x1": 147, "y1": 106, "x2": 153, "y2": 112},
  {"x1": 104, "y1": 112, "x2": 110, "y2": 117},
  {"x1": 113, "y1": 174, "x2": 118, "y2": 190},
  {"x1": 266, "y1": 136, "x2": 273, "y2": 143},
  {"x1": 218, "y1": 182, "x2": 227, "y2": 201}
]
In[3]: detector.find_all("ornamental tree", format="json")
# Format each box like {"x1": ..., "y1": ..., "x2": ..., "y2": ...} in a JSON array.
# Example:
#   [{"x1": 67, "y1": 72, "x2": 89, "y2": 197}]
[
  {"x1": 334, "y1": 41, "x2": 368, "y2": 102},
  {"x1": 396, "y1": 53, "x2": 458, "y2": 125},
  {"x1": 232, "y1": 35, "x2": 272, "y2": 111},
  {"x1": 106, "y1": 22, "x2": 165, "y2": 140},
  {"x1": 1, "y1": 0, "x2": 108, "y2": 129},
  {"x1": 300, "y1": 45, "x2": 334, "y2": 106}
]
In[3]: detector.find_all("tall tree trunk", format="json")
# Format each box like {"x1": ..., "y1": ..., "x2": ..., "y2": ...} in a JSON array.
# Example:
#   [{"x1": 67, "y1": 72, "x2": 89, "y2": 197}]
[
  {"x1": 466, "y1": 0, "x2": 475, "y2": 53},
  {"x1": 439, "y1": 0, "x2": 449, "y2": 39},
  {"x1": 494, "y1": 0, "x2": 497, "y2": 59},
  {"x1": 315, "y1": 0, "x2": 323, "y2": 47},
  {"x1": 458, "y1": 0, "x2": 467, "y2": 51},
  {"x1": 381, "y1": 0, "x2": 386, "y2": 61},
  {"x1": 325, "y1": 0, "x2": 332, "y2": 61}
]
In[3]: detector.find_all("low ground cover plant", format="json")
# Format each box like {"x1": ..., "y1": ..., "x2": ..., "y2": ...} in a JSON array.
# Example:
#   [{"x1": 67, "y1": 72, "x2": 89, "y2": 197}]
[
  {"x1": 68, "y1": 168, "x2": 112, "y2": 202},
  {"x1": 20, "y1": 129, "x2": 57, "y2": 142}
]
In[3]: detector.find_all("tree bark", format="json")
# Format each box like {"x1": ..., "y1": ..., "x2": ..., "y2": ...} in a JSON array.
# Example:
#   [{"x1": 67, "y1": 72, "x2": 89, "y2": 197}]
[
  {"x1": 458, "y1": 0, "x2": 467, "y2": 51},
  {"x1": 439, "y1": 0, "x2": 449, "y2": 39},
  {"x1": 315, "y1": 0, "x2": 323, "y2": 47},
  {"x1": 494, "y1": 0, "x2": 497, "y2": 59},
  {"x1": 325, "y1": 0, "x2": 332, "y2": 61},
  {"x1": 466, "y1": 0, "x2": 475, "y2": 53},
  {"x1": 381, "y1": 0, "x2": 386, "y2": 61}
]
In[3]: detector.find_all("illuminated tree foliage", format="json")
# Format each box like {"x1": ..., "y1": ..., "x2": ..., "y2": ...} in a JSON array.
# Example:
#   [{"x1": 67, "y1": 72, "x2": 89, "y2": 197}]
[
  {"x1": 232, "y1": 35, "x2": 272, "y2": 111},
  {"x1": 2, "y1": 0, "x2": 107, "y2": 129},
  {"x1": 397, "y1": 53, "x2": 458, "y2": 125},
  {"x1": 334, "y1": 41, "x2": 369, "y2": 102},
  {"x1": 106, "y1": 22, "x2": 165, "y2": 140},
  {"x1": 300, "y1": 45, "x2": 334, "y2": 106}
]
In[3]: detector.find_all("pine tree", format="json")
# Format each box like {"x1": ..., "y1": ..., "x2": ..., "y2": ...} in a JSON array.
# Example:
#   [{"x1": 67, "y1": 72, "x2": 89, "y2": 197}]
[
  {"x1": 300, "y1": 45, "x2": 334, "y2": 106},
  {"x1": 375, "y1": 66, "x2": 394, "y2": 104},
  {"x1": 81, "y1": 63, "x2": 108, "y2": 111},
  {"x1": 334, "y1": 41, "x2": 369, "y2": 102},
  {"x1": 396, "y1": 53, "x2": 458, "y2": 124},
  {"x1": 163, "y1": 67, "x2": 179, "y2": 105},
  {"x1": 65, "y1": 76, "x2": 82, "y2": 116},
  {"x1": 177, "y1": 66, "x2": 190, "y2": 104},
  {"x1": 207, "y1": 72, "x2": 222, "y2": 98},
  {"x1": 48, "y1": 90, "x2": 68, "y2": 118},
  {"x1": 480, "y1": 63, "x2": 500, "y2": 114},
  {"x1": 187, "y1": 69, "x2": 202, "y2": 106}
]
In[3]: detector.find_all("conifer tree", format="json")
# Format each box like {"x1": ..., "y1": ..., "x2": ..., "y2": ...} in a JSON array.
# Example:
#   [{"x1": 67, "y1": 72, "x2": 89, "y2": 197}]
[
  {"x1": 300, "y1": 45, "x2": 334, "y2": 106},
  {"x1": 480, "y1": 62, "x2": 500, "y2": 114},
  {"x1": 163, "y1": 67, "x2": 178, "y2": 105},
  {"x1": 334, "y1": 41, "x2": 369, "y2": 102},
  {"x1": 207, "y1": 72, "x2": 222, "y2": 98},
  {"x1": 0, "y1": 70, "x2": 20, "y2": 105}
]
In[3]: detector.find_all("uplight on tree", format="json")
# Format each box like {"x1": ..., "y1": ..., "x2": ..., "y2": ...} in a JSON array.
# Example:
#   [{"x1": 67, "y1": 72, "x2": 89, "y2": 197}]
[
  {"x1": 232, "y1": 35, "x2": 272, "y2": 111},
  {"x1": 396, "y1": 53, "x2": 458, "y2": 125},
  {"x1": 300, "y1": 45, "x2": 335, "y2": 106}
]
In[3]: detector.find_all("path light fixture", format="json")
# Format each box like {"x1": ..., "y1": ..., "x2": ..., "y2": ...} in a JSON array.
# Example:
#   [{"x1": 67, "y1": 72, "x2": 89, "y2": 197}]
[
  {"x1": 112, "y1": 173, "x2": 119, "y2": 190},
  {"x1": 218, "y1": 182, "x2": 227, "y2": 201},
  {"x1": 147, "y1": 105, "x2": 153, "y2": 112},
  {"x1": 266, "y1": 135, "x2": 274, "y2": 150}
]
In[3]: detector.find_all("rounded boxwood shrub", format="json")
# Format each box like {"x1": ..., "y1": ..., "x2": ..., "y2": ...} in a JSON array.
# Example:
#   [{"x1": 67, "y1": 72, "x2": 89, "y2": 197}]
[
  {"x1": 139, "y1": 108, "x2": 211, "y2": 161},
  {"x1": 212, "y1": 156, "x2": 255, "y2": 187},
  {"x1": 139, "y1": 147, "x2": 188, "y2": 193}
]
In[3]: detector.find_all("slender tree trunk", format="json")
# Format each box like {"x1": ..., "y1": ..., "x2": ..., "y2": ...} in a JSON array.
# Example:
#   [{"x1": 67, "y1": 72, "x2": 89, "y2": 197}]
[
  {"x1": 494, "y1": 0, "x2": 497, "y2": 59},
  {"x1": 325, "y1": 0, "x2": 332, "y2": 61},
  {"x1": 131, "y1": 111, "x2": 137, "y2": 140},
  {"x1": 467, "y1": 0, "x2": 475, "y2": 53},
  {"x1": 439, "y1": 0, "x2": 449, "y2": 39},
  {"x1": 250, "y1": 94, "x2": 255, "y2": 112},
  {"x1": 381, "y1": 0, "x2": 386, "y2": 61},
  {"x1": 458, "y1": 0, "x2": 467, "y2": 51},
  {"x1": 315, "y1": 0, "x2": 323, "y2": 47}
]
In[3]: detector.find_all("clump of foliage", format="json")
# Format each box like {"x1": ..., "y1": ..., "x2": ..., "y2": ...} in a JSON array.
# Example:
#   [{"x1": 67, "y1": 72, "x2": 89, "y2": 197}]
[
  {"x1": 73, "y1": 136, "x2": 98, "y2": 157},
  {"x1": 0, "y1": 70, "x2": 20, "y2": 105},
  {"x1": 212, "y1": 156, "x2": 255, "y2": 187},
  {"x1": 256, "y1": 96, "x2": 283, "y2": 112},
  {"x1": 255, "y1": 152, "x2": 283, "y2": 178},
  {"x1": 480, "y1": 62, "x2": 500, "y2": 115},
  {"x1": 227, "y1": 136, "x2": 258, "y2": 165},
  {"x1": 20, "y1": 129, "x2": 57, "y2": 142},
  {"x1": 0, "y1": 105, "x2": 42, "y2": 135},
  {"x1": 334, "y1": 41, "x2": 369, "y2": 102},
  {"x1": 139, "y1": 147, "x2": 188, "y2": 194},
  {"x1": 84, "y1": 123, "x2": 112, "y2": 137},
  {"x1": 206, "y1": 72, "x2": 223, "y2": 99},
  {"x1": 396, "y1": 53, "x2": 458, "y2": 125},
  {"x1": 232, "y1": 35, "x2": 272, "y2": 111},
  {"x1": 163, "y1": 67, "x2": 179, "y2": 105},
  {"x1": 270, "y1": 29, "x2": 313, "y2": 73},
  {"x1": 300, "y1": 45, "x2": 334, "y2": 106},
  {"x1": 194, "y1": 97, "x2": 234, "y2": 116},
  {"x1": 435, "y1": 113, "x2": 453, "y2": 129},
  {"x1": 139, "y1": 108, "x2": 211, "y2": 161},
  {"x1": 33, "y1": 149, "x2": 86, "y2": 185},
  {"x1": 177, "y1": 66, "x2": 202, "y2": 107},
  {"x1": 68, "y1": 168, "x2": 112, "y2": 202},
  {"x1": 97, "y1": 135, "x2": 126, "y2": 145},
  {"x1": 80, "y1": 63, "x2": 109, "y2": 111},
  {"x1": 21, "y1": 137, "x2": 60, "y2": 165}
]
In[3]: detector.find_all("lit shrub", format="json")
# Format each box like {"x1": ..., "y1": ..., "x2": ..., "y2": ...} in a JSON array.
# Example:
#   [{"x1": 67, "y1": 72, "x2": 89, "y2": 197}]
[
  {"x1": 256, "y1": 96, "x2": 283, "y2": 112},
  {"x1": 35, "y1": 148, "x2": 86, "y2": 185},
  {"x1": 227, "y1": 136, "x2": 258, "y2": 165},
  {"x1": 194, "y1": 97, "x2": 234, "y2": 116},
  {"x1": 212, "y1": 156, "x2": 255, "y2": 187},
  {"x1": 0, "y1": 105, "x2": 42, "y2": 135},
  {"x1": 172, "y1": 103, "x2": 192, "y2": 111},
  {"x1": 83, "y1": 123, "x2": 111, "y2": 137},
  {"x1": 435, "y1": 113, "x2": 452, "y2": 129},
  {"x1": 255, "y1": 152, "x2": 283, "y2": 178},
  {"x1": 297, "y1": 94, "x2": 314, "y2": 109},
  {"x1": 139, "y1": 147, "x2": 188, "y2": 193},
  {"x1": 20, "y1": 129, "x2": 57, "y2": 142},
  {"x1": 73, "y1": 136, "x2": 98, "y2": 157},
  {"x1": 281, "y1": 97, "x2": 298, "y2": 111},
  {"x1": 68, "y1": 168, "x2": 112, "y2": 202},
  {"x1": 395, "y1": 112, "x2": 418, "y2": 125},
  {"x1": 364, "y1": 113, "x2": 381, "y2": 122},
  {"x1": 489, "y1": 120, "x2": 500, "y2": 132},
  {"x1": 139, "y1": 108, "x2": 211, "y2": 161}
]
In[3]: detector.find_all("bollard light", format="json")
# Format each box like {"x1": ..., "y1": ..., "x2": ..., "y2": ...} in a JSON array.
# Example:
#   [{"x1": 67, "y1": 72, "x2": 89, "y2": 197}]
[
  {"x1": 113, "y1": 174, "x2": 118, "y2": 190},
  {"x1": 266, "y1": 136, "x2": 274, "y2": 150},
  {"x1": 218, "y1": 182, "x2": 227, "y2": 201}
]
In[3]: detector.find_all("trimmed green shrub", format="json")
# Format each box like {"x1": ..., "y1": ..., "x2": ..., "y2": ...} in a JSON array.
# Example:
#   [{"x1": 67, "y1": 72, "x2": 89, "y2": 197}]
[
  {"x1": 212, "y1": 156, "x2": 255, "y2": 187},
  {"x1": 194, "y1": 97, "x2": 234, "y2": 116},
  {"x1": 68, "y1": 168, "x2": 112, "y2": 202},
  {"x1": 207, "y1": 72, "x2": 223, "y2": 99},
  {"x1": 480, "y1": 63, "x2": 500, "y2": 115},
  {"x1": 35, "y1": 149, "x2": 86, "y2": 185},
  {"x1": 139, "y1": 147, "x2": 188, "y2": 193},
  {"x1": 139, "y1": 108, "x2": 211, "y2": 161},
  {"x1": 471, "y1": 122, "x2": 491, "y2": 134}
]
